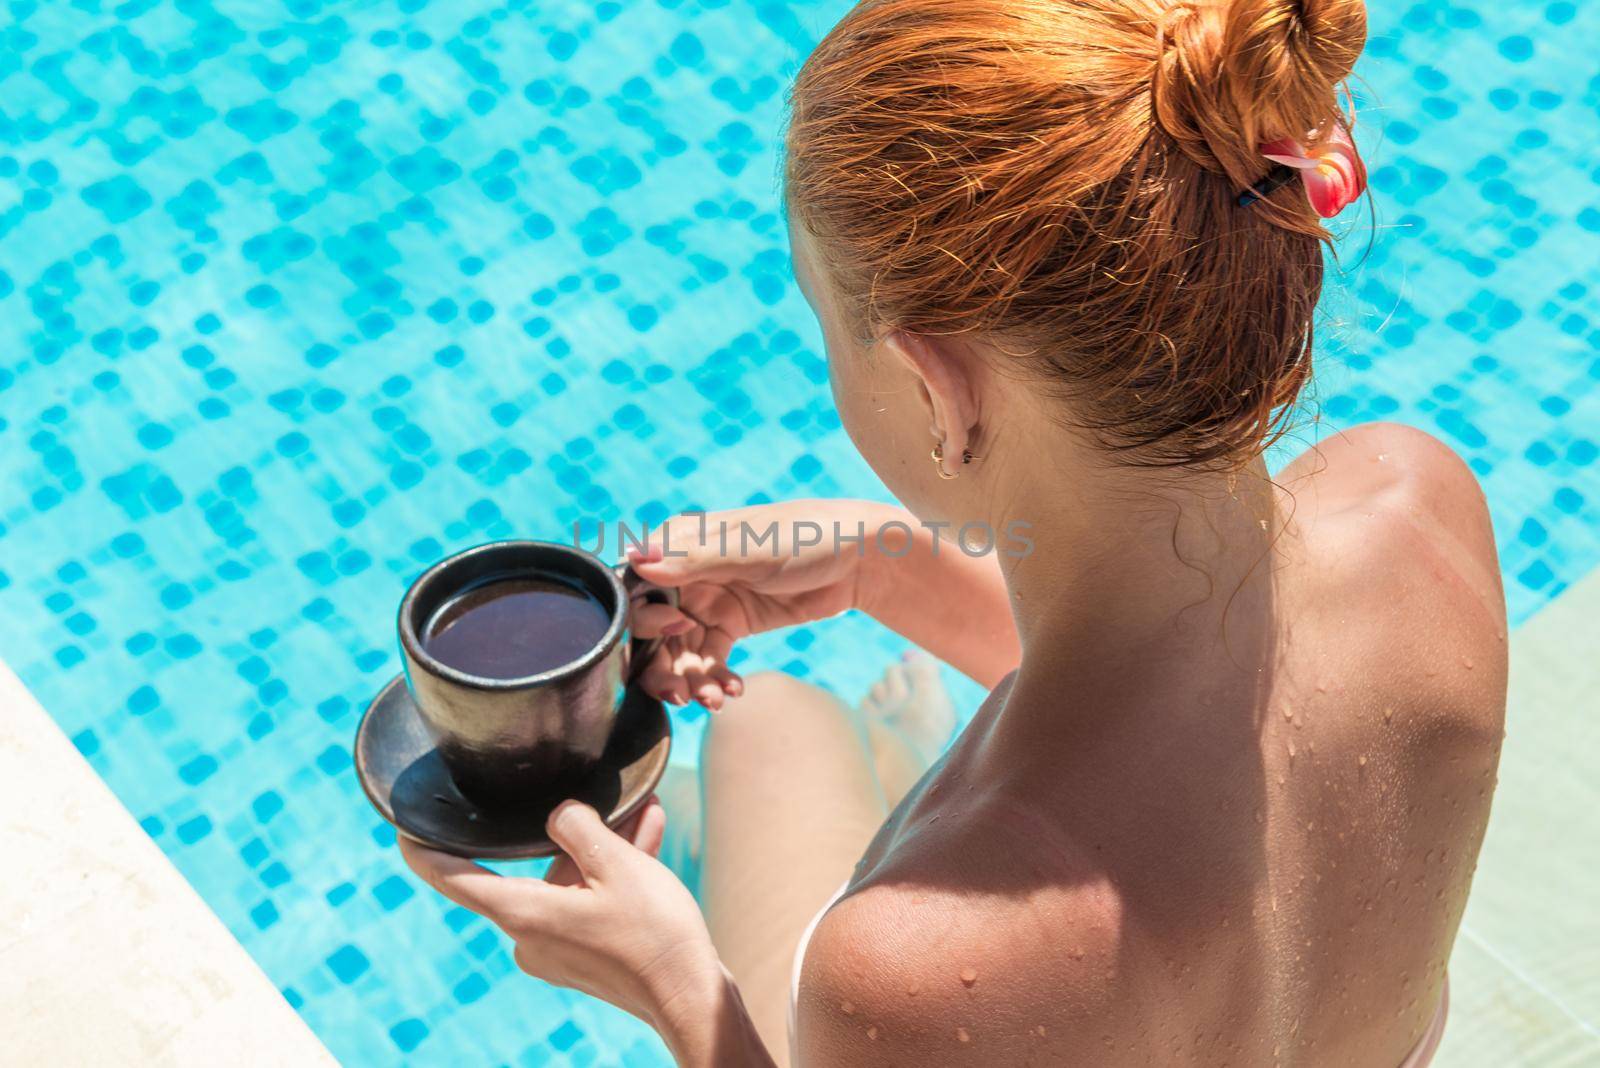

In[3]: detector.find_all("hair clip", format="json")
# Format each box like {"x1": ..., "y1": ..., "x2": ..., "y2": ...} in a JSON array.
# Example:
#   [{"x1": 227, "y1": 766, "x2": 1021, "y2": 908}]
[
  {"x1": 1237, "y1": 164, "x2": 1298, "y2": 208},
  {"x1": 1238, "y1": 123, "x2": 1367, "y2": 218}
]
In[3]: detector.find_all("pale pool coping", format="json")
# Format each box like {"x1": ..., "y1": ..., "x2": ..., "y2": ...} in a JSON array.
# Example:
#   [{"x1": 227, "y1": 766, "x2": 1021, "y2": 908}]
[
  {"x1": 1436, "y1": 565, "x2": 1600, "y2": 1067},
  {"x1": 0, "y1": 660, "x2": 336, "y2": 1067}
]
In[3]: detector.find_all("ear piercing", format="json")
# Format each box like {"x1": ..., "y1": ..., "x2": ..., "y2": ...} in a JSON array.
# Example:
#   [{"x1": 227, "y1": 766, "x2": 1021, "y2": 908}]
[{"x1": 931, "y1": 441, "x2": 979, "y2": 479}]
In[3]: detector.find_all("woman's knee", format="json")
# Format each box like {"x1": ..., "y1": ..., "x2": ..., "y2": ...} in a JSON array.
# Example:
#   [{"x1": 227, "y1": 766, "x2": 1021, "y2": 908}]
[
  {"x1": 735, "y1": 669, "x2": 830, "y2": 707},
  {"x1": 701, "y1": 671, "x2": 851, "y2": 760}
]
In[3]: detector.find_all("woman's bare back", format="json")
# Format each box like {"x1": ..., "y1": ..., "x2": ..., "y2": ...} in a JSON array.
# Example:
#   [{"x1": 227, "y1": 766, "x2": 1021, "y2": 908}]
[{"x1": 797, "y1": 424, "x2": 1506, "y2": 1066}]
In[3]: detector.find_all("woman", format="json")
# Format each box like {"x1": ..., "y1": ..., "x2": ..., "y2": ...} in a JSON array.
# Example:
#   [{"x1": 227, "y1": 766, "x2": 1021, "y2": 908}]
[{"x1": 402, "y1": 0, "x2": 1506, "y2": 1063}]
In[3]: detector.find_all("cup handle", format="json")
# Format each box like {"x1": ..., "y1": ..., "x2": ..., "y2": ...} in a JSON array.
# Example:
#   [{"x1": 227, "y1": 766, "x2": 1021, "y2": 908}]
[{"x1": 614, "y1": 562, "x2": 681, "y2": 687}]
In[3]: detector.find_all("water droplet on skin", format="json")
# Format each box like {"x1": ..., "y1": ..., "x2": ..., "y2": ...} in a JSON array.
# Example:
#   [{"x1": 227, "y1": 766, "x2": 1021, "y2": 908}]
[
  {"x1": 1462, "y1": 657, "x2": 1474, "y2": 670},
  {"x1": 841, "y1": 1001, "x2": 855, "y2": 1016},
  {"x1": 1281, "y1": 706, "x2": 1293, "y2": 721},
  {"x1": 956, "y1": 1027, "x2": 971, "y2": 1044},
  {"x1": 1358, "y1": 754, "x2": 1368, "y2": 767},
  {"x1": 961, "y1": 967, "x2": 978, "y2": 986},
  {"x1": 1035, "y1": 1025, "x2": 1048, "y2": 1037},
  {"x1": 1383, "y1": 707, "x2": 1394, "y2": 723},
  {"x1": 1288, "y1": 740, "x2": 1297, "y2": 760},
  {"x1": 906, "y1": 981, "x2": 921, "y2": 997},
  {"x1": 867, "y1": 1025, "x2": 878, "y2": 1040}
]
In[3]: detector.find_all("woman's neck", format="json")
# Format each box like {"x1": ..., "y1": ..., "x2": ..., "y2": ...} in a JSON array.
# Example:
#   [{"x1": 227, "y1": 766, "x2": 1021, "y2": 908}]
[{"x1": 991, "y1": 452, "x2": 1282, "y2": 707}]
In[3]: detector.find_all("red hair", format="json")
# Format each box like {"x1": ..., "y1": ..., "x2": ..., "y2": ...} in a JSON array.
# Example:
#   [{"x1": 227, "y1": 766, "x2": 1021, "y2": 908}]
[{"x1": 785, "y1": 0, "x2": 1368, "y2": 467}]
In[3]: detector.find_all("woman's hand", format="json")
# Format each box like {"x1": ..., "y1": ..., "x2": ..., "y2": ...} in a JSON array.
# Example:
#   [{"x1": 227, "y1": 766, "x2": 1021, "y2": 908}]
[
  {"x1": 399, "y1": 799, "x2": 726, "y2": 1034},
  {"x1": 628, "y1": 501, "x2": 897, "y2": 709}
]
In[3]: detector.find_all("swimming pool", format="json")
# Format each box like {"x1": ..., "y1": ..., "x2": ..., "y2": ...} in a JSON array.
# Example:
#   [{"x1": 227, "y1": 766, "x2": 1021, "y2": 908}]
[{"x1": 0, "y1": 1, "x2": 1595, "y2": 1064}]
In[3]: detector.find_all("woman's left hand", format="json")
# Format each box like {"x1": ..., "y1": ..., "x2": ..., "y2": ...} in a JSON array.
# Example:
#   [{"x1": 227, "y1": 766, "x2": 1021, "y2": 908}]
[{"x1": 398, "y1": 798, "x2": 725, "y2": 1031}]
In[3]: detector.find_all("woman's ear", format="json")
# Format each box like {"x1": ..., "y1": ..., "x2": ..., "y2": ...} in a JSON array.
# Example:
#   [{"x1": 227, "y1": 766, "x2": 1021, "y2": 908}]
[{"x1": 881, "y1": 330, "x2": 979, "y2": 476}]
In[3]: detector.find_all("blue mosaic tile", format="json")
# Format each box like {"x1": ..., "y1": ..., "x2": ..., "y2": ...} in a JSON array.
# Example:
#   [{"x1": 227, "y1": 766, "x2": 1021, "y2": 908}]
[{"x1": 0, "y1": 2, "x2": 1595, "y2": 1066}]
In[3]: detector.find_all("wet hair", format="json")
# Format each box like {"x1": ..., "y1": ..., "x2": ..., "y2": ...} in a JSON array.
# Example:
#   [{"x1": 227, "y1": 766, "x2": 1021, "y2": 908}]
[{"x1": 785, "y1": 0, "x2": 1368, "y2": 467}]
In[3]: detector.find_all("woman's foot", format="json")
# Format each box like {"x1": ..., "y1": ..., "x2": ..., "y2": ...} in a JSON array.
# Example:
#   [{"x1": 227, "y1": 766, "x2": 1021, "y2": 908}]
[{"x1": 860, "y1": 651, "x2": 957, "y2": 772}]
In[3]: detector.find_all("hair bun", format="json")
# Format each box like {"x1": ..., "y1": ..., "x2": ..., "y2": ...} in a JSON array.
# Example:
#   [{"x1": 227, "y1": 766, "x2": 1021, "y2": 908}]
[{"x1": 1154, "y1": 0, "x2": 1367, "y2": 192}]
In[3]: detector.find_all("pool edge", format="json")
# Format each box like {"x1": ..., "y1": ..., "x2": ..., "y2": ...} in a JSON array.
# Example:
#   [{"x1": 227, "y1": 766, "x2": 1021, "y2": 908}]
[
  {"x1": 0, "y1": 660, "x2": 338, "y2": 1068},
  {"x1": 1436, "y1": 563, "x2": 1600, "y2": 1066}
]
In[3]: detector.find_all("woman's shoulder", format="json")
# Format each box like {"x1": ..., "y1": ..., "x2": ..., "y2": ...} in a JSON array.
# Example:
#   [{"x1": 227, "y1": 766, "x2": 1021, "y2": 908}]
[
  {"x1": 1277, "y1": 421, "x2": 1494, "y2": 543},
  {"x1": 1277, "y1": 422, "x2": 1499, "y2": 601},
  {"x1": 792, "y1": 829, "x2": 1135, "y2": 1064},
  {"x1": 1276, "y1": 421, "x2": 1507, "y2": 734}
]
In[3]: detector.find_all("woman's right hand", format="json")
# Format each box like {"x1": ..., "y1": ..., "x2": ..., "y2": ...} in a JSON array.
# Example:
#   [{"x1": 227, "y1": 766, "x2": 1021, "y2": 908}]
[{"x1": 627, "y1": 500, "x2": 895, "y2": 708}]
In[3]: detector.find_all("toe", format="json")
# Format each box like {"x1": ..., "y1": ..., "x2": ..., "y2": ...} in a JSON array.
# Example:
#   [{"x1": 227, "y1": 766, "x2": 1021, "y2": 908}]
[
  {"x1": 884, "y1": 663, "x2": 910, "y2": 702},
  {"x1": 868, "y1": 677, "x2": 890, "y2": 707},
  {"x1": 903, "y1": 651, "x2": 943, "y2": 691}
]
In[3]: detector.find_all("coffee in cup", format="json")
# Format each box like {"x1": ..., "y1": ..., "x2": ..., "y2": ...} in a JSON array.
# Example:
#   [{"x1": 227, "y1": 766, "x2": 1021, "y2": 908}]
[{"x1": 398, "y1": 540, "x2": 671, "y2": 804}]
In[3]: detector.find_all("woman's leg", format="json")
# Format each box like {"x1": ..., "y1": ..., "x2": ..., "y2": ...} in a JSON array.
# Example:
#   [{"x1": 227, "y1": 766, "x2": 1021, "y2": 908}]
[
  {"x1": 698, "y1": 672, "x2": 887, "y2": 1063},
  {"x1": 864, "y1": 720, "x2": 927, "y2": 809},
  {"x1": 861, "y1": 652, "x2": 957, "y2": 807}
]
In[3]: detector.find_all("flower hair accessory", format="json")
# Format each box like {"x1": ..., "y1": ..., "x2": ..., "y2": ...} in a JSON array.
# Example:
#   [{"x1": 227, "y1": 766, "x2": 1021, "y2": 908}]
[{"x1": 1238, "y1": 122, "x2": 1367, "y2": 218}]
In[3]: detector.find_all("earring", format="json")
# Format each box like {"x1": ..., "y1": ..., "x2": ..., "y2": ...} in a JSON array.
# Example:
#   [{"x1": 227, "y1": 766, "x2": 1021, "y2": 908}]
[{"x1": 931, "y1": 442, "x2": 979, "y2": 480}]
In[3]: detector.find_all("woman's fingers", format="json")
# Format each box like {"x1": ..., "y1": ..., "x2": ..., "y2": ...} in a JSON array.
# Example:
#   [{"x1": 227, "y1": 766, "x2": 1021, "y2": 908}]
[
  {"x1": 677, "y1": 628, "x2": 741, "y2": 710},
  {"x1": 399, "y1": 837, "x2": 545, "y2": 924},
  {"x1": 697, "y1": 626, "x2": 742, "y2": 699},
  {"x1": 632, "y1": 625, "x2": 746, "y2": 708},
  {"x1": 687, "y1": 669, "x2": 726, "y2": 710},
  {"x1": 546, "y1": 801, "x2": 627, "y2": 885},
  {"x1": 627, "y1": 796, "x2": 667, "y2": 858},
  {"x1": 544, "y1": 797, "x2": 664, "y2": 887},
  {"x1": 627, "y1": 513, "x2": 768, "y2": 589},
  {"x1": 630, "y1": 600, "x2": 692, "y2": 639},
  {"x1": 542, "y1": 855, "x2": 582, "y2": 888},
  {"x1": 670, "y1": 642, "x2": 728, "y2": 710},
  {"x1": 638, "y1": 645, "x2": 690, "y2": 704}
]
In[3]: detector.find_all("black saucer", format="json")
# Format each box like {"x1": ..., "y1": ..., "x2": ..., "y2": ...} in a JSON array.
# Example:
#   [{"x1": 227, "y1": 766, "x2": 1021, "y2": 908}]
[{"x1": 354, "y1": 675, "x2": 671, "y2": 860}]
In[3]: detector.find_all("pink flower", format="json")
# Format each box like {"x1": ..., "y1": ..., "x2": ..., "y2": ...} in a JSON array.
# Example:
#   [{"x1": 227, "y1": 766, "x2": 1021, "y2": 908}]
[{"x1": 1260, "y1": 124, "x2": 1367, "y2": 219}]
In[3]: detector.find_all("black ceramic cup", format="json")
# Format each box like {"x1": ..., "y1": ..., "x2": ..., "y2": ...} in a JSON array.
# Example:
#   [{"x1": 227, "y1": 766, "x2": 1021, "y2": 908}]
[{"x1": 398, "y1": 540, "x2": 672, "y2": 804}]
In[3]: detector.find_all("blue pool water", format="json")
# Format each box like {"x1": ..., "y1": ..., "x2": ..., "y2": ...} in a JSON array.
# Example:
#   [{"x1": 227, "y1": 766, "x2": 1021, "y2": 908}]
[{"x1": 1, "y1": 1, "x2": 1597, "y2": 1064}]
